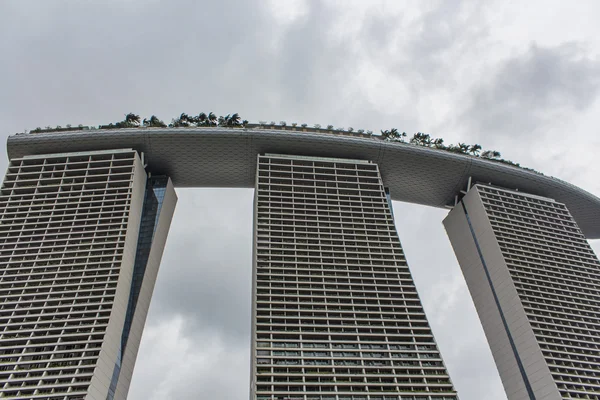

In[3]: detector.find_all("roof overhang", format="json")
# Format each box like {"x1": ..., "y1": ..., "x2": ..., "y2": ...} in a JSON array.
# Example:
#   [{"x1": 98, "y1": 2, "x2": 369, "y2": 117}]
[{"x1": 7, "y1": 128, "x2": 600, "y2": 239}]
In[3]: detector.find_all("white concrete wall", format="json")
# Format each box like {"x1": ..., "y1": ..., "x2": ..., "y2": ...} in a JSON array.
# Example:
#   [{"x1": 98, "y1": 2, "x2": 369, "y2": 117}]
[{"x1": 87, "y1": 152, "x2": 148, "y2": 400}]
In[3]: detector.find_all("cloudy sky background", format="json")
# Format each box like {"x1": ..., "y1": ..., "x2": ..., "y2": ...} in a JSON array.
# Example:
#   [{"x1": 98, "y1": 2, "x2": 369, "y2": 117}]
[{"x1": 1, "y1": 1, "x2": 600, "y2": 399}]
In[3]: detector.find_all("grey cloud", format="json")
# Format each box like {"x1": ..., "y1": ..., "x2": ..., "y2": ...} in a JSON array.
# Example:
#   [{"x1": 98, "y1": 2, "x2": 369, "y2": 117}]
[
  {"x1": 0, "y1": 0, "x2": 426, "y2": 138},
  {"x1": 0, "y1": 0, "x2": 274, "y2": 129},
  {"x1": 129, "y1": 316, "x2": 250, "y2": 400},
  {"x1": 362, "y1": 1, "x2": 489, "y2": 92},
  {"x1": 0, "y1": 0, "x2": 469, "y2": 139},
  {"x1": 463, "y1": 43, "x2": 600, "y2": 137},
  {"x1": 404, "y1": 2, "x2": 488, "y2": 86},
  {"x1": 150, "y1": 189, "x2": 254, "y2": 342}
]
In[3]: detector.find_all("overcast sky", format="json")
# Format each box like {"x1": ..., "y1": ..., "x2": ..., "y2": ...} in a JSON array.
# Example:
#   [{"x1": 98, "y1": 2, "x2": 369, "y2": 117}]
[{"x1": 1, "y1": 1, "x2": 600, "y2": 399}]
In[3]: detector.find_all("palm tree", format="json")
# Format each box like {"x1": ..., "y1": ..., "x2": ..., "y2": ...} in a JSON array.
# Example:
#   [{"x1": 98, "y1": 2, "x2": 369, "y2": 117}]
[
  {"x1": 409, "y1": 133, "x2": 419, "y2": 145},
  {"x1": 153, "y1": 116, "x2": 167, "y2": 127},
  {"x1": 388, "y1": 128, "x2": 407, "y2": 142},
  {"x1": 143, "y1": 115, "x2": 167, "y2": 127},
  {"x1": 207, "y1": 112, "x2": 217, "y2": 126},
  {"x1": 229, "y1": 113, "x2": 241, "y2": 127},
  {"x1": 180, "y1": 113, "x2": 192, "y2": 127},
  {"x1": 410, "y1": 132, "x2": 431, "y2": 146},
  {"x1": 422, "y1": 133, "x2": 432, "y2": 146},
  {"x1": 124, "y1": 113, "x2": 141, "y2": 127},
  {"x1": 194, "y1": 112, "x2": 208, "y2": 126},
  {"x1": 458, "y1": 143, "x2": 471, "y2": 154},
  {"x1": 481, "y1": 150, "x2": 502, "y2": 159},
  {"x1": 218, "y1": 115, "x2": 227, "y2": 126},
  {"x1": 445, "y1": 144, "x2": 462, "y2": 153},
  {"x1": 469, "y1": 144, "x2": 482, "y2": 156},
  {"x1": 170, "y1": 113, "x2": 191, "y2": 127},
  {"x1": 432, "y1": 138, "x2": 445, "y2": 149}
]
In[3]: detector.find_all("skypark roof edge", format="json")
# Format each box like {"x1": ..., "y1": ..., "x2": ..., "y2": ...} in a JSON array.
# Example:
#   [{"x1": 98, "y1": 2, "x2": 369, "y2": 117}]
[{"x1": 7, "y1": 127, "x2": 600, "y2": 239}]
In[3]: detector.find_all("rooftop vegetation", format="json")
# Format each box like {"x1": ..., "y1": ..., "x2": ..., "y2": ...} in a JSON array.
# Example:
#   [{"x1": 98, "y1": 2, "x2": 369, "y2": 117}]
[{"x1": 22, "y1": 112, "x2": 536, "y2": 173}]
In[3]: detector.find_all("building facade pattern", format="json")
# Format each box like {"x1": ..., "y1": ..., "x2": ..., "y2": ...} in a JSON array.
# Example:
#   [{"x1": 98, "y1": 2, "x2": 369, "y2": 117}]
[
  {"x1": 479, "y1": 186, "x2": 600, "y2": 399},
  {"x1": 251, "y1": 154, "x2": 458, "y2": 400},
  {"x1": 0, "y1": 149, "x2": 176, "y2": 400},
  {"x1": 444, "y1": 185, "x2": 600, "y2": 400}
]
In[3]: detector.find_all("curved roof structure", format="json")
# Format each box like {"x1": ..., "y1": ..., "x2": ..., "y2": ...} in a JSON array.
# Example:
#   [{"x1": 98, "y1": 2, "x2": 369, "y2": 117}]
[{"x1": 7, "y1": 127, "x2": 600, "y2": 239}]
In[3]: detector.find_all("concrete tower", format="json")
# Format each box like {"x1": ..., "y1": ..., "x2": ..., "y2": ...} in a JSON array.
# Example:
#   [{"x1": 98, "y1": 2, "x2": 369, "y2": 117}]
[
  {"x1": 444, "y1": 184, "x2": 600, "y2": 400},
  {"x1": 251, "y1": 154, "x2": 458, "y2": 400},
  {"x1": 0, "y1": 149, "x2": 176, "y2": 399}
]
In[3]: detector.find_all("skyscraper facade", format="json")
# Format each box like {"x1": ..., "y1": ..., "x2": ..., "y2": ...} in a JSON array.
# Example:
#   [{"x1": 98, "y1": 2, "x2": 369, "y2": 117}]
[
  {"x1": 444, "y1": 184, "x2": 600, "y2": 400},
  {"x1": 251, "y1": 154, "x2": 458, "y2": 400},
  {"x1": 0, "y1": 149, "x2": 176, "y2": 399}
]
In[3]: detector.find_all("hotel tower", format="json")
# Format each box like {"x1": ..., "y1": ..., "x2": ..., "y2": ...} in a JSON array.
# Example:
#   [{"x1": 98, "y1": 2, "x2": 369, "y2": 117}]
[
  {"x1": 444, "y1": 184, "x2": 600, "y2": 400},
  {"x1": 251, "y1": 154, "x2": 457, "y2": 400},
  {"x1": 0, "y1": 149, "x2": 176, "y2": 399}
]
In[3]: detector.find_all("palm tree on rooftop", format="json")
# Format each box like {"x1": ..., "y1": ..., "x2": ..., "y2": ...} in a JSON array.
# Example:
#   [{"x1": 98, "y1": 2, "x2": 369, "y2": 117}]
[
  {"x1": 470, "y1": 144, "x2": 482, "y2": 156},
  {"x1": 432, "y1": 138, "x2": 445, "y2": 149},
  {"x1": 208, "y1": 112, "x2": 217, "y2": 126},
  {"x1": 180, "y1": 113, "x2": 192, "y2": 127},
  {"x1": 381, "y1": 129, "x2": 403, "y2": 141},
  {"x1": 153, "y1": 116, "x2": 166, "y2": 127},
  {"x1": 458, "y1": 143, "x2": 471, "y2": 154},
  {"x1": 125, "y1": 113, "x2": 141, "y2": 127},
  {"x1": 482, "y1": 150, "x2": 502, "y2": 159},
  {"x1": 229, "y1": 113, "x2": 241, "y2": 127},
  {"x1": 421, "y1": 133, "x2": 432, "y2": 146},
  {"x1": 143, "y1": 115, "x2": 167, "y2": 128},
  {"x1": 169, "y1": 113, "x2": 189, "y2": 127},
  {"x1": 410, "y1": 132, "x2": 431, "y2": 146},
  {"x1": 195, "y1": 112, "x2": 208, "y2": 126},
  {"x1": 389, "y1": 128, "x2": 407, "y2": 142}
]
